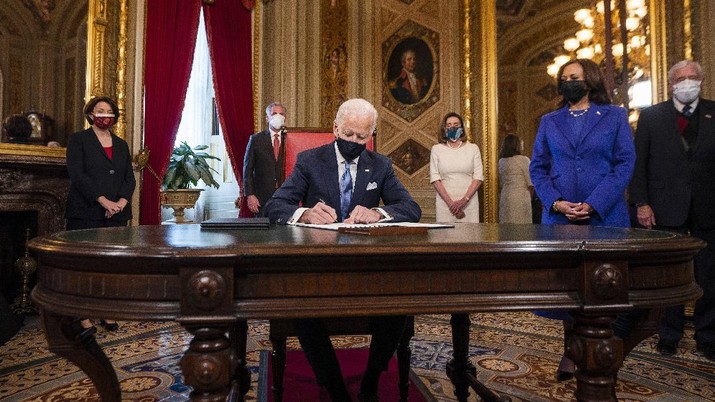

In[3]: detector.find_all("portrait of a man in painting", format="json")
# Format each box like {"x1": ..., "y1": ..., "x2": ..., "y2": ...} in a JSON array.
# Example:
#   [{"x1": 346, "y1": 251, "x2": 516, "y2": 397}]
[{"x1": 387, "y1": 37, "x2": 434, "y2": 105}]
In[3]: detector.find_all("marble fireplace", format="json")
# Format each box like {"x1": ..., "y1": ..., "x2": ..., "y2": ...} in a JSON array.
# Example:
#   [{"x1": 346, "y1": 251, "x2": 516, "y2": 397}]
[{"x1": 0, "y1": 152, "x2": 68, "y2": 304}]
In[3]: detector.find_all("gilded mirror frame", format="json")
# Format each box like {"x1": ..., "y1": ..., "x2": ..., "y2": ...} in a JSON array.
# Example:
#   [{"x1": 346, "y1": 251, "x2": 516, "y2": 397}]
[{"x1": 0, "y1": 0, "x2": 127, "y2": 159}]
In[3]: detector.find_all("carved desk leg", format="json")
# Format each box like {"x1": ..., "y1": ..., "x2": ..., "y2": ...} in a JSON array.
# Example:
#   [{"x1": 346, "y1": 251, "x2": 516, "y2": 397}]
[
  {"x1": 179, "y1": 268, "x2": 239, "y2": 402},
  {"x1": 180, "y1": 325, "x2": 236, "y2": 402},
  {"x1": 569, "y1": 314, "x2": 623, "y2": 402},
  {"x1": 39, "y1": 310, "x2": 121, "y2": 402}
]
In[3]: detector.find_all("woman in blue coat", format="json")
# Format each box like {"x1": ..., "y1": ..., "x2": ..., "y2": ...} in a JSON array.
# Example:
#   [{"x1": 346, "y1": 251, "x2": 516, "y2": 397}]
[{"x1": 529, "y1": 58, "x2": 636, "y2": 380}]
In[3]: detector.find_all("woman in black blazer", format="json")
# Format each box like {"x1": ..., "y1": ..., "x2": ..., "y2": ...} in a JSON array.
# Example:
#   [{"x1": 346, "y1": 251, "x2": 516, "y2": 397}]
[{"x1": 65, "y1": 96, "x2": 136, "y2": 333}]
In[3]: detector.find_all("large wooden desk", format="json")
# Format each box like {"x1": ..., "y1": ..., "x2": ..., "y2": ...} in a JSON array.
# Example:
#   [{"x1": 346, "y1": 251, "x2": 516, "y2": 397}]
[{"x1": 29, "y1": 223, "x2": 703, "y2": 402}]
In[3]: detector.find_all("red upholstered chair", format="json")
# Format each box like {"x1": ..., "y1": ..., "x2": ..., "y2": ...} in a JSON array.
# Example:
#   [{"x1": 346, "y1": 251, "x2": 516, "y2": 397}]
[
  {"x1": 282, "y1": 127, "x2": 375, "y2": 178},
  {"x1": 269, "y1": 128, "x2": 413, "y2": 402}
]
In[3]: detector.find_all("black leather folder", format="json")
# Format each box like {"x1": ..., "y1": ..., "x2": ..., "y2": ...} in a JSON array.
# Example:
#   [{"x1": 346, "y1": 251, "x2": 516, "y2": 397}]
[{"x1": 200, "y1": 217, "x2": 270, "y2": 230}]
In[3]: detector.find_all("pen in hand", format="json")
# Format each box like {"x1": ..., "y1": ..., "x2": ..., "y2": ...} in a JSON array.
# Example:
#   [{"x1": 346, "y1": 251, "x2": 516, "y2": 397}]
[{"x1": 316, "y1": 199, "x2": 338, "y2": 222}]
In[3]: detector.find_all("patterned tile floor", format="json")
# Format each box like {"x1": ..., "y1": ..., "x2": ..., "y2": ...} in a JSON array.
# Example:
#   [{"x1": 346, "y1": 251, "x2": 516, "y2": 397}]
[{"x1": 1, "y1": 312, "x2": 714, "y2": 401}]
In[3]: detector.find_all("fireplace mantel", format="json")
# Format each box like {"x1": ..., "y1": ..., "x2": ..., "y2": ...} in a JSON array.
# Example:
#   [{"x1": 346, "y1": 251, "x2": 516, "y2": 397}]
[{"x1": 0, "y1": 153, "x2": 68, "y2": 235}]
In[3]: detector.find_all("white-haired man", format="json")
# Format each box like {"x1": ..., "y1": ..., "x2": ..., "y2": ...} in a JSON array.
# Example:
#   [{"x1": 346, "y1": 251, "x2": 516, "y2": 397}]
[
  {"x1": 242, "y1": 102, "x2": 287, "y2": 216},
  {"x1": 265, "y1": 98, "x2": 421, "y2": 401},
  {"x1": 629, "y1": 60, "x2": 715, "y2": 361}
]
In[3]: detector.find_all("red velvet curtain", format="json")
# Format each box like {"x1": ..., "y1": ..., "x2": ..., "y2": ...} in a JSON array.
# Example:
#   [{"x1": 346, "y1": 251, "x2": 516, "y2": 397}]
[
  {"x1": 141, "y1": 0, "x2": 201, "y2": 224},
  {"x1": 203, "y1": 2, "x2": 255, "y2": 217}
]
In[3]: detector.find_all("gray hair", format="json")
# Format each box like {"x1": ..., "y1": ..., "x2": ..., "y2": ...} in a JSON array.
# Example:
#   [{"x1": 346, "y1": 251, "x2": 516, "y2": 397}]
[
  {"x1": 265, "y1": 102, "x2": 286, "y2": 117},
  {"x1": 335, "y1": 98, "x2": 378, "y2": 133},
  {"x1": 668, "y1": 60, "x2": 703, "y2": 83},
  {"x1": 401, "y1": 49, "x2": 416, "y2": 64}
]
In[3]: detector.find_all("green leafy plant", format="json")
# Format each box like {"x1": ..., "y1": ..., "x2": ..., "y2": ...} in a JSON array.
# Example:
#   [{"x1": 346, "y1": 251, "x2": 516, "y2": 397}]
[{"x1": 162, "y1": 142, "x2": 221, "y2": 190}]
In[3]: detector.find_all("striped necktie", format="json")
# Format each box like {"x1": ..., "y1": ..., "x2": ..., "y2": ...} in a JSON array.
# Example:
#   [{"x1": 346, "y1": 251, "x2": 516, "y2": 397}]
[{"x1": 340, "y1": 160, "x2": 353, "y2": 221}]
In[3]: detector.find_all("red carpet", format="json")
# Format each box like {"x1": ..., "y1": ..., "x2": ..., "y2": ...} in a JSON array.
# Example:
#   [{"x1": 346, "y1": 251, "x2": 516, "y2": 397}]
[{"x1": 260, "y1": 348, "x2": 431, "y2": 401}]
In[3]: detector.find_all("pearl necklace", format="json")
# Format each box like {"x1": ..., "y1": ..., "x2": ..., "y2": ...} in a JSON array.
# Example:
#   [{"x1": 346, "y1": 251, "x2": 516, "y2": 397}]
[
  {"x1": 447, "y1": 141, "x2": 462, "y2": 149},
  {"x1": 569, "y1": 108, "x2": 589, "y2": 118}
]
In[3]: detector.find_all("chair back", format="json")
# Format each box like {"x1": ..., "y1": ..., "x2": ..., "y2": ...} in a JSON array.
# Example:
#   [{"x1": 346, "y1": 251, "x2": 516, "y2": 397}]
[{"x1": 283, "y1": 127, "x2": 375, "y2": 178}]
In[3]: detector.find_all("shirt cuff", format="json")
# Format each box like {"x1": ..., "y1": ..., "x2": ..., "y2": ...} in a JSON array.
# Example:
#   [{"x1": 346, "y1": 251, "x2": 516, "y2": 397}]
[
  {"x1": 373, "y1": 207, "x2": 393, "y2": 222},
  {"x1": 287, "y1": 207, "x2": 309, "y2": 224}
]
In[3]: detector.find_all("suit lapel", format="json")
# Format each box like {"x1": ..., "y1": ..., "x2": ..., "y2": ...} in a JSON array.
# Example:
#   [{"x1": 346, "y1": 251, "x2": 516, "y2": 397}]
[
  {"x1": 89, "y1": 129, "x2": 112, "y2": 162},
  {"x1": 693, "y1": 99, "x2": 715, "y2": 154},
  {"x1": 551, "y1": 107, "x2": 578, "y2": 149},
  {"x1": 352, "y1": 151, "x2": 374, "y2": 208},
  {"x1": 662, "y1": 101, "x2": 688, "y2": 157},
  {"x1": 317, "y1": 144, "x2": 341, "y2": 208},
  {"x1": 551, "y1": 106, "x2": 575, "y2": 146},
  {"x1": 577, "y1": 103, "x2": 608, "y2": 146}
]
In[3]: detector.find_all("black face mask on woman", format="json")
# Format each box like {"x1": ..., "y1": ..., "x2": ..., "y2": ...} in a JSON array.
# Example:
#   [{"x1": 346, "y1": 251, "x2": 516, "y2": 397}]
[
  {"x1": 336, "y1": 137, "x2": 366, "y2": 161},
  {"x1": 559, "y1": 80, "x2": 589, "y2": 104}
]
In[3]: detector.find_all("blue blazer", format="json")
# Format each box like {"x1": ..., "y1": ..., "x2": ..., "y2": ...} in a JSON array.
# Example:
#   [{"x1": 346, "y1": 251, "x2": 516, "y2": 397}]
[
  {"x1": 529, "y1": 103, "x2": 635, "y2": 227},
  {"x1": 264, "y1": 142, "x2": 421, "y2": 224}
]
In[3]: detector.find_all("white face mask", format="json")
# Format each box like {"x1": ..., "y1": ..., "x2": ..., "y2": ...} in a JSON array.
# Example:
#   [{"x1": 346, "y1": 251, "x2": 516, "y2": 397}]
[
  {"x1": 268, "y1": 114, "x2": 285, "y2": 130},
  {"x1": 673, "y1": 79, "x2": 702, "y2": 104}
]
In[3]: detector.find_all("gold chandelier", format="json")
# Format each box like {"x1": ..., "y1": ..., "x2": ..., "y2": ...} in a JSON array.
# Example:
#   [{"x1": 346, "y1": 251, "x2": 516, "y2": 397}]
[{"x1": 547, "y1": 0, "x2": 651, "y2": 114}]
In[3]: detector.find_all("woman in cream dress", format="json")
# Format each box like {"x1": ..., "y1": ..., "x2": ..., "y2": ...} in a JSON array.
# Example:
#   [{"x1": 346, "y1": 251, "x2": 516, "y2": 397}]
[
  {"x1": 430, "y1": 112, "x2": 484, "y2": 222},
  {"x1": 498, "y1": 134, "x2": 533, "y2": 223}
]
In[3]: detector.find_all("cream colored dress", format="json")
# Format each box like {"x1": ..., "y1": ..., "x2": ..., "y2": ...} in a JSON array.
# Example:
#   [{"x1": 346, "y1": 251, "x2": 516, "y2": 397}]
[
  {"x1": 498, "y1": 155, "x2": 533, "y2": 223},
  {"x1": 430, "y1": 142, "x2": 484, "y2": 223}
]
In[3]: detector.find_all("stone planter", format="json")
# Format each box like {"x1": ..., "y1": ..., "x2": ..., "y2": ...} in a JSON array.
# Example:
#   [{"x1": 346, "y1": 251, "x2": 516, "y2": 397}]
[{"x1": 160, "y1": 188, "x2": 203, "y2": 224}]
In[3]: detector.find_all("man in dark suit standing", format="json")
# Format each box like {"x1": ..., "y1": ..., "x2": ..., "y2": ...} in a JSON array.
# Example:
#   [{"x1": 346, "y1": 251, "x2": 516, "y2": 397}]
[
  {"x1": 265, "y1": 98, "x2": 420, "y2": 401},
  {"x1": 242, "y1": 102, "x2": 286, "y2": 217},
  {"x1": 629, "y1": 60, "x2": 715, "y2": 361}
]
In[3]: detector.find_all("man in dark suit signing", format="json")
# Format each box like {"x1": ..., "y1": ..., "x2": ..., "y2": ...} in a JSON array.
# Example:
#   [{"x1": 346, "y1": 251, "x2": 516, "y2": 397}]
[
  {"x1": 629, "y1": 60, "x2": 715, "y2": 361},
  {"x1": 264, "y1": 98, "x2": 421, "y2": 401},
  {"x1": 242, "y1": 102, "x2": 287, "y2": 216}
]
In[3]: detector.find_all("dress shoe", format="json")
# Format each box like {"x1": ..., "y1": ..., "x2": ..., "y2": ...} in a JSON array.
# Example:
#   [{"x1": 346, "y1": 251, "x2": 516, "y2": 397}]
[
  {"x1": 696, "y1": 343, "x2": 715, "y2": 362},
  {"x1": 73, "y1": 323, "x2": 97, "y2": 344},
  {"x1": 100, "y1": 320, "x2": 119, "y2": 331},
  {"x1": 555, "y1": 355, "x2": 574, "y2": 381},
  {"x1": 656, "y1": 339, "x2": 678, "y2": 356},
  {"x1": 556, "y1": 369, "x2": 574, "y2": 382}
]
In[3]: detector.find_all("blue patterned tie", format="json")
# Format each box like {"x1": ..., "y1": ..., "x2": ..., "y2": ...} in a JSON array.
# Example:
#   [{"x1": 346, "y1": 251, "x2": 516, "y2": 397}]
[
  {"x1": 682, "y1": 104, "x2": 693, "y2": 117},
  {"x1": 340, "y1": 160, "x2": 353, "y2": 221}
]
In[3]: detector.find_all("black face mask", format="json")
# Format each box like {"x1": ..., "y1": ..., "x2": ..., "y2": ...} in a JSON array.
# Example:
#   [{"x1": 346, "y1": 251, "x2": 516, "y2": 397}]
[
  {"x1": 559, "y1": 80, "x2": 589, "y2": 104},
  {"x1": 336, "y1": 137, "x2": 366, "y2": 161}
]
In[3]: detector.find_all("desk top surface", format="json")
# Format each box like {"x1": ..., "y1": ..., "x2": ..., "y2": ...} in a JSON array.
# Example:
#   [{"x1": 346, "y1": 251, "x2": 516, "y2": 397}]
[{"x1": 29, "y1": 223, "x2": 701, "y2": 259}]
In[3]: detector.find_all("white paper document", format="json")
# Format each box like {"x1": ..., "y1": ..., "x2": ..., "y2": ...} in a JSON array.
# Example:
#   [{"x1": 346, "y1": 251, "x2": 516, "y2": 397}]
[{"x1": 292, "y1": 222, "x2": 454, "y2": 231}]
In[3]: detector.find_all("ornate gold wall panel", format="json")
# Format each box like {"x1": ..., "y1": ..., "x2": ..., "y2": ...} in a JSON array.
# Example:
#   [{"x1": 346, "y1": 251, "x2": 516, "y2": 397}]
[
  {"x1": 320, "y1": 0, "x2": 349, "y2": 127},
  {"x1": 699, "y1": 0, "x2": 715, "y2": 99},
  {"x1": 374, "y1": 0, "x2": 464, "y2": 222},
  {"x1": 259, "y1": 0, "x2": 322, "y2": 129},
  {"x1": 471, "y1": 1, "x2": 498, "y2": 223}
]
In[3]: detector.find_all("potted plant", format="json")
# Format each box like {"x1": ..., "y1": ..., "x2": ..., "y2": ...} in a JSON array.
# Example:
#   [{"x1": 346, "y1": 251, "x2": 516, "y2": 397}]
[{"x1": 160, "y1": 142, "x2": 221, "y2": 223}]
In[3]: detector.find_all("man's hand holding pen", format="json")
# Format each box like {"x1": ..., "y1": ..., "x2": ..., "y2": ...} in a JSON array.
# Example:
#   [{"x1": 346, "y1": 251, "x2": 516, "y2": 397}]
[{"x1": 300, "y1": 199, "x2": 338, "y2": 224}]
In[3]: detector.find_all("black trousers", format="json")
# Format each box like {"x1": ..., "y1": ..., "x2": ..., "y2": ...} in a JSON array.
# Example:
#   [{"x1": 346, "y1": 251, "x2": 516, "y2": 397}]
[
  {"x1": 296, "y1": 316, "x2": 407, "y2": 395},
  {"x1": 657, "y1": 224, "x2": 715, "y2": 347}
]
